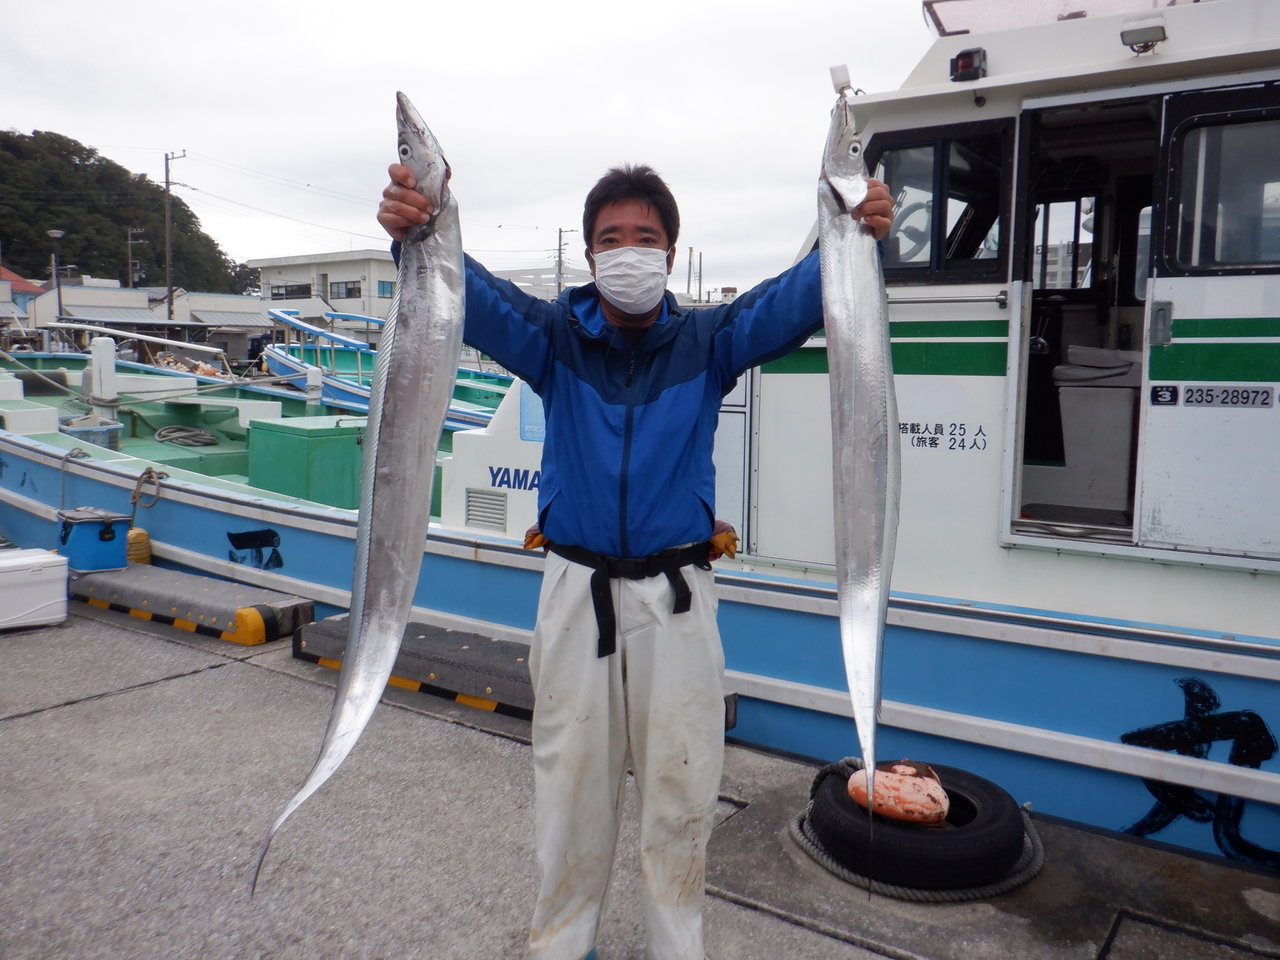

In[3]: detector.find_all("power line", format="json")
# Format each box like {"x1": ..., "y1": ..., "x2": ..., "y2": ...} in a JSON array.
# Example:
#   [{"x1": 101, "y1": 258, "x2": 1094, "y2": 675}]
[
  {"x1": 186, "y1": 152, "x2": 371, "y2": 206},
  {"x1": 175, "y1": 184, "x2": 387, "y2": 242}
]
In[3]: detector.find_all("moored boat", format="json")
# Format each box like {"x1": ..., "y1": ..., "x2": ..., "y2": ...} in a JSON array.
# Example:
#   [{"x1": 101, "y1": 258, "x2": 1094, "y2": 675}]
[
  {"x1": 260, "y1": 309, "x2": 510, "y2": 429},
  {"x1": 1, "y1": 0, "x2": 1277, "y2": 870}
]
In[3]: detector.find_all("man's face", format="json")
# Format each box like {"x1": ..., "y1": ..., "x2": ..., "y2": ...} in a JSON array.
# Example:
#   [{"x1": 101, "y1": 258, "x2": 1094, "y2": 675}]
[{"x1": 586, "y1": 199, "x2": 676, "y2": 275}]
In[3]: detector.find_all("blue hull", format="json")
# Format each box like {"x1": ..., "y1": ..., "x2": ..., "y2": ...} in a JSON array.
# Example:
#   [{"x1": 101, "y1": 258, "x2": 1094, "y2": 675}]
[{"x1": 0, "y1": 428, "x2": 1276, "y2": 869}]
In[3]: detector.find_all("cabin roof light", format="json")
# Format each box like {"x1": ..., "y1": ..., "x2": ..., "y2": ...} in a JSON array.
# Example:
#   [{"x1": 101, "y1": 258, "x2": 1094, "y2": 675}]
[
  {"x1": 1121, "y1": 24, "x2": 1167, "y2": 53},
  {"x1": 950, "y1": 47, "x2": 987, "y2": 82}
]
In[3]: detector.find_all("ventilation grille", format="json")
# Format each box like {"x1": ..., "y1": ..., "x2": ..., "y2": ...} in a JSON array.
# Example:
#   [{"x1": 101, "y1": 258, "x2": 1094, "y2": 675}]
[{"x1": 465, "y1": 488, "x2": 507, "y2": 531}]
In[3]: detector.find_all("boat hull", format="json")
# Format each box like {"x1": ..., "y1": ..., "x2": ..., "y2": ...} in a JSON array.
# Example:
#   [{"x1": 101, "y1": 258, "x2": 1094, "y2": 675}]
[{"x1": 1, "y1": 423, "x2": 1275, "y2": 869}]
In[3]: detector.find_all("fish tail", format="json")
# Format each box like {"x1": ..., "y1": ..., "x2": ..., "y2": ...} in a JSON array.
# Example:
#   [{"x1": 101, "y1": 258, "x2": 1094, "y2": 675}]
[
  {"x1": 248, "y1": 778, "x2": 316, "y2": 896},
  {"x1": 249, "y1": 825, "x2": 277, "y2": 897}
]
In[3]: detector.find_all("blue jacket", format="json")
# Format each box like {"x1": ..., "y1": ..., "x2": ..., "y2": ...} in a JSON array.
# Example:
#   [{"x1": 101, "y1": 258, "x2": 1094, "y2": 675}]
[{"x1": 460, "y1": 251, "x2": 824, "y2": 558}]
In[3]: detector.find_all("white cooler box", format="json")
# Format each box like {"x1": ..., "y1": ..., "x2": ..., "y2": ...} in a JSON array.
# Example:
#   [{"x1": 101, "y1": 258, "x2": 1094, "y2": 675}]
[{"x1": 0, "y1": 548, "x2": 69, "y2": 629}]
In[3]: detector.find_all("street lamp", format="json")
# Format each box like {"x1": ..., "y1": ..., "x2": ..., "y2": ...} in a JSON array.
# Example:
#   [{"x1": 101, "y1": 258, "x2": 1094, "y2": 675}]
[{"x1": 46, "y1": 229, "x2": 66, "y2": 322}]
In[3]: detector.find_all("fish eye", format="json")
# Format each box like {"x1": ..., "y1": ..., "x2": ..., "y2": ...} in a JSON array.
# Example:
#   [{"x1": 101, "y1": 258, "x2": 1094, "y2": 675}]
[
  {"x1": 848, "y1": 141, "x2": 862, "y2": 158},
  {"x1": 398, "y1": 143, "x2": 412, "y2": 159}
]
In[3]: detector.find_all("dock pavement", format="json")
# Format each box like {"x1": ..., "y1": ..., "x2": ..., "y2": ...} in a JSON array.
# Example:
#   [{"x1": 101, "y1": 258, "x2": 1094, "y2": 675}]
[{"x1": 2, "y1": 602, "x2": 1278, "y2": 960}]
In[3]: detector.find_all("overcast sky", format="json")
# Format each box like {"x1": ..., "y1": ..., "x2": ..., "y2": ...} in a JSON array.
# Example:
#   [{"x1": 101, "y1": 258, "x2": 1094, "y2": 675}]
[{"x1": 4, "y1": 0, "x2": 935, "y2": 297}]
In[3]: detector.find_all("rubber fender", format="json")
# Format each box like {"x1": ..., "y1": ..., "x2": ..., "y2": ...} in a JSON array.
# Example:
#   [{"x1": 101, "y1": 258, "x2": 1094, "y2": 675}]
[{"x1": 807, "y1": 763, "x2": 1025, "y2": 890}]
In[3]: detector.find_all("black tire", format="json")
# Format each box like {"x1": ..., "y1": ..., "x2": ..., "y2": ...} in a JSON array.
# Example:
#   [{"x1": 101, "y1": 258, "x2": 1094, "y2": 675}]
[{"x1": 807, "y1": 763, "x2": 1026, "y2": 890}]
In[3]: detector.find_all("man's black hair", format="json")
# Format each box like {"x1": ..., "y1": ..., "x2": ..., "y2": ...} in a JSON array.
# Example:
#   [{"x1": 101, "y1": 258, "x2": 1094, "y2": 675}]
[{"x1": 582, "y1": 164, "x2": 680, "y2": 248}]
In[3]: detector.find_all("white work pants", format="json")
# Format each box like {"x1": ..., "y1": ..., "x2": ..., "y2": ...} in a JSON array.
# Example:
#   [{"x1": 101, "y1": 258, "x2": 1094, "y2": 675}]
[{"x1": 527, "y1": 550, "x2": 725, "y2": 960}]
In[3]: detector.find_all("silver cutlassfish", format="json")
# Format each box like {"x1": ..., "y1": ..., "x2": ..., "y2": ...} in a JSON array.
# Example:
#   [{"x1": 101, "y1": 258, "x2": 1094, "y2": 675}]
[
  {"x1": 817, "y1": 72, "x2": 900, "y2": 807},
  {"x1": 251, "y1": 92, "x2": 465, "y2": 893}
]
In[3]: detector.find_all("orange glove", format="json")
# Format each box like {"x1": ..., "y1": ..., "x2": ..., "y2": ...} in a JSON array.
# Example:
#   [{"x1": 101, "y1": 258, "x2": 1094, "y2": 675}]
[
  {"x1": 708, "y1": 520, "x2": 738, "y2": 561},
  {"x1": 523, "y1": 524, "x2": 548, "y2": 551}
]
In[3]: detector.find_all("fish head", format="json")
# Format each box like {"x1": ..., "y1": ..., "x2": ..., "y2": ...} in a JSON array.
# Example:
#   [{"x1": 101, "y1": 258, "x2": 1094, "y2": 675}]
[
  {"x1": 819, "y1": 94, "x2": 870, "y2": 216},
  {"x1": 396, "y1": 91, "x2": 452, "y2": 220}
]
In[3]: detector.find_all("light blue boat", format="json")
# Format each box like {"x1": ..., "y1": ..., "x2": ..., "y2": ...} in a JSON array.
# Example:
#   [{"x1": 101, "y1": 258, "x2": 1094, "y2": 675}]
[{"x1": 260, "y1": 309, "x2": 509, "y2": 430}]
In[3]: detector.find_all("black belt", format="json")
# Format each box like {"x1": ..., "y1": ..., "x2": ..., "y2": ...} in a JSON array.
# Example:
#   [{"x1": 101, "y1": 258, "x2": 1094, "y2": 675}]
[{"x1": 546, "y1": 541, "x2": 713, "y2": 657}]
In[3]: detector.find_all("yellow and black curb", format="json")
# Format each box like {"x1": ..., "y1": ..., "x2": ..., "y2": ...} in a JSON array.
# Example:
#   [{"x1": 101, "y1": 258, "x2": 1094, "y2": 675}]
[
  {"x1": 294, "y1": 616, "x2": 534, "y2": 721},
  {"x1": 71, "y1": 564, "x2": 313, "y2": 645}
]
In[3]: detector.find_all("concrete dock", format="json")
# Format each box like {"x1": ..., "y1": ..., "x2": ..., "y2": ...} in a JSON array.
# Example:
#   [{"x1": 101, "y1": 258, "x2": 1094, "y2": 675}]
[{"x1": 2, "y1": 603, "x2": 1278, "y2": 960}]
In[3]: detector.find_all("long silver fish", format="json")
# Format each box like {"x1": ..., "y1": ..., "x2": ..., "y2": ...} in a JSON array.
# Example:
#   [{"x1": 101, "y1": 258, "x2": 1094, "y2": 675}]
[
  {"x1": 817, "y1": 79, "x2": 899, "y2": 808},
  {"x1": 251, "y1": 92, "x2": 465, "y2": 893}
]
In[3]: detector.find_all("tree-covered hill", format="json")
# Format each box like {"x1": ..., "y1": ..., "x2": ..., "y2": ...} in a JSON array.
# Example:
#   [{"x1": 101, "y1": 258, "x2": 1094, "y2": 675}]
[{"x1": 0, "y1": 130, "x2": 256, "y2": 294}]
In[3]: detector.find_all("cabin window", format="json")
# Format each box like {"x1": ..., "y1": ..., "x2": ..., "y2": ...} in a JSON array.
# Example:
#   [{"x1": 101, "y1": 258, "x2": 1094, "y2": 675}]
[
  {"x1": 945, "y1": 136, "x2": 1003, "y2": 262},
  {"x1": 329, "y1": 281, "x2": 362, "y2": 299},
  {"x1": 1031, "y1": 198, "x2": 1096, "y2": 289},
  {"x1": 870, "y1": 120, "x2": 1011, "y2": 283},
  {"x1": 877, "y1": 145, "x2": 935, "y2": 266},
  {"x1": 1173, "y1": 117, "x2": 1280, "y2": 270},
  {"x1": 269, "y1": 283, "x2": 312, "y2": 300}
]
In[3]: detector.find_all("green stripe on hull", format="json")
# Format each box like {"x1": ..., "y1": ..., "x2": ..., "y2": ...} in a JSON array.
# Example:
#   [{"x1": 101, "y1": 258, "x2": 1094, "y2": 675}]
[
  {"x1": 1149, "y1": 342, "x2": 1280, "y2": 382},
  {"x1": 762, "y1": 350, "x2": 829, "y2": 375},
  {"x1": 892, "y1": 341, "x2": 1007, "y2": 376},
  {"x1": 761, "y1": 341, "x2": 1008, "y2": 376},
  {"x1": 1171, "y1": 316, "x2": 1280, "y2": 338}
]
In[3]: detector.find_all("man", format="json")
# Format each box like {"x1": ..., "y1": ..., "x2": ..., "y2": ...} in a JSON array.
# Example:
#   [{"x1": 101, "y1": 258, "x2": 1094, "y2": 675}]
[{"x1": 379, "y1": 163, "x2": 891, "y2": 960}]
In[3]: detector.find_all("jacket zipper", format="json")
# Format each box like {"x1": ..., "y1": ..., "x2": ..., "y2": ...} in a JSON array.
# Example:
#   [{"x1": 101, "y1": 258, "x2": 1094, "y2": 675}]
[{"x1": 618, "y1": 348, "x2": 638, "y2": 556}]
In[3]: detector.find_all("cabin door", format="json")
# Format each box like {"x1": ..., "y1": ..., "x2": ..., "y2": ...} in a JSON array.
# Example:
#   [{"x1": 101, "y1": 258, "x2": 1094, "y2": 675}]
[
  {"x1": 1135, "y1": 80, "x2": 1280, "y2": 560},
  {"x1": 1014, "y1": 97, "x2": 1159, "y2": 536}
]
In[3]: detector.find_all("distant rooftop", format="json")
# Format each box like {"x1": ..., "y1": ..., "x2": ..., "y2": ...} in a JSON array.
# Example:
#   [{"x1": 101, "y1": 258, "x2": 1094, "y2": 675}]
[
  {"x1": 923, "y1": 0, "x2": 1217, "y2": 35},
  {"x1": 0, "y1": 266, "x2": 46, "y2": 296},
  {"x1": 245, "y1": 249, "x2": 393, "y2": 268}
]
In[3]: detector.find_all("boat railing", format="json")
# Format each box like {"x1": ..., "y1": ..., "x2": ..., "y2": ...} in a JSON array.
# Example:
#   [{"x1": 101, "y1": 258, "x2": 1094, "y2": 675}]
[
  {"x1": 324, "y1": 312, "x2": 385, "y2": 327},
  {"x1": 887, "y1": 290, "x2": 1009, "y2": 308},
  {"x1": 267, "y1": 309, "x2": 375, "y2": 383}
]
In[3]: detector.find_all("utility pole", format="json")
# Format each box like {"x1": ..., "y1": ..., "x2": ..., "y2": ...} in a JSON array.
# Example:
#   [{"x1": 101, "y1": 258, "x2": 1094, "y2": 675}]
[
  {"x1": 46, "y1": 229, "x2": 66, "y2": 321},
  {"x1": 687, "y1": 247, "x2": 693, "y2": 297},
  {"x1": 556, "y1": 228, "x2": 578, "y2": 294},
  {"x1": 164, "y1": 150, "x2": 186, "y2": 321},
  {"x1": 697, "y1": 252, "x2": 703, "y2": 303},
  {"x1": 126, "y1": 227, "x2": 146, "y2": 288}
]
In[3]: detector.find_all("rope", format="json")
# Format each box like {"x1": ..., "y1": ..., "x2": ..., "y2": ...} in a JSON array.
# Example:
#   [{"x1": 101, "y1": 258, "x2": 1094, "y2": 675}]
[
  {"x1": 0, "y1": 345, "x2": 301, "y2": 405},
  {"x1": 153, "y1": 424, "x2": 219, "y2": 446},
  {"x1": 58, "y1": 447, "x2": 91, "y2": 511},
  {"x1": 125, "y1": 467, "x2": 167, "y2": 565},
  {"x1": 0, "y1": 350, "x2": 82, "y2": 399},
  {"x1": 789, "y1": 758, "x2": 1045, "y2": 902},
  {"x1": 129, "y1": 467, "x2": 168, "y2": 521}
]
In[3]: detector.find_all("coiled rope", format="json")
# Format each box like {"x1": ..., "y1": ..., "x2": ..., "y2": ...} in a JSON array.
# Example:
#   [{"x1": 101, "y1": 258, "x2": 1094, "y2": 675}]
[
  {"x1": 788, "y1": 757, "x2": 1045, "y2": 902},
  {"x1": 153, "y1": 424, "x2": 218, "y2": 446},
  {"x1": 129, "y1": 467, "x2": 168, "y2": 520}
]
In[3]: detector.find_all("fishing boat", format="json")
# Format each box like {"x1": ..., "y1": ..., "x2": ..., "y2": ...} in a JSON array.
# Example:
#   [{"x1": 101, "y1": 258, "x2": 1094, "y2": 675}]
[
  {"x1": 1, "y1": 0, "x2": 1276, "y2": 870},
  {"x1": 259, "y1": 309, "x2": 510, "y2": 429},
  {"x1": 431, "y1": 0, "x2": 1279, "y2": 868}
]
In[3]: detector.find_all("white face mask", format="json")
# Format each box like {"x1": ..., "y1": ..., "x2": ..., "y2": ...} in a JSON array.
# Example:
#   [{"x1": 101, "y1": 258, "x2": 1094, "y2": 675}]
[{"x1": 592, "y1": 246, "x2": 670, "y2": 315}]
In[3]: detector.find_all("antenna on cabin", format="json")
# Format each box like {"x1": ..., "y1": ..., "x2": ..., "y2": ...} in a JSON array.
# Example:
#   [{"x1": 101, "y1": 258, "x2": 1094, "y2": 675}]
[{"x1": 830, "y1": 64, "x2": 854, "y2": 97}]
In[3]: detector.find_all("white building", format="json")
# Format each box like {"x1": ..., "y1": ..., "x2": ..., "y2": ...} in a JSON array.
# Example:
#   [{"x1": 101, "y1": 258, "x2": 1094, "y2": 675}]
[
  {"x1": 28, "y1": 279, "x2": 168, "y2": 331},
  {"x1": 21, "y1": 276, "x2": 271, "y2": 364},
  {"x1": 247, "y1": 249, "x2": 398, "y2": 322},
  {"x1": 168, "y1": 291, "x2": 274, "y2": 364}
]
